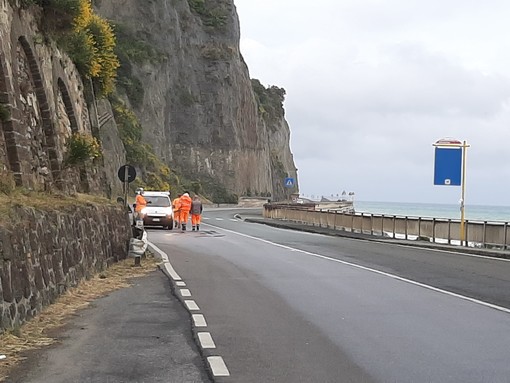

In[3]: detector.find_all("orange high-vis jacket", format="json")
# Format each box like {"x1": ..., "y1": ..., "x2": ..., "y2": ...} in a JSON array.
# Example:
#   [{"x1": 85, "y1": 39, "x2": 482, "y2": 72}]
[
  {"x1": 179, "y1": 194, "x2": 192, "y2": 213},
  {"x1": 135, "y1": 194, "x2": 147, "y2": 212},
  {"x1": 172, "y1": 197, "x2": 181, "y2": 212}
]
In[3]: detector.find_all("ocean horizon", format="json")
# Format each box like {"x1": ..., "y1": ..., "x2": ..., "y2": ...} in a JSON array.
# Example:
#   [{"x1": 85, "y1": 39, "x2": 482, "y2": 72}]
[{"x1": 354, "y1": 200, "x2": 510, "y2": 222}]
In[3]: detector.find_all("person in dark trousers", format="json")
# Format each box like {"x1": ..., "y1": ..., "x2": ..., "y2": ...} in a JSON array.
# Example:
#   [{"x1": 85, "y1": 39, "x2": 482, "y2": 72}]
[{"x1": 191, "y1": 195, "x2": 203, "y2": 231}]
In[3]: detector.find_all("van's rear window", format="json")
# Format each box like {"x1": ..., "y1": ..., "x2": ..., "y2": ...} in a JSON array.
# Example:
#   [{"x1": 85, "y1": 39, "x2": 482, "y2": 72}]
[{"x1": 145, "y1": 196, "x2": 171, "y2": 207}]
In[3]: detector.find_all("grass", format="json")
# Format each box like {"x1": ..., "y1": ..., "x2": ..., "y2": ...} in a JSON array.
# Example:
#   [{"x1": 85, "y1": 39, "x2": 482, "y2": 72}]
[
  {"x1": 0, "y1": 190, "x2": 116, "y2": 218},
  {"x1": 0, "y1": 253, "x2": 160, "y2": 381}
]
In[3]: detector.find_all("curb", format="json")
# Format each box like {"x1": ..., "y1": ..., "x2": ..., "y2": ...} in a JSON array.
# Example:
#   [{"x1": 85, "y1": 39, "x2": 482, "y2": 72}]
[
  {"x1": 244, "y1": 218, "x2": 510, "y2": 260},
  {"x1": 148, "y1": 242, "x2": 230, "y2": 382}
]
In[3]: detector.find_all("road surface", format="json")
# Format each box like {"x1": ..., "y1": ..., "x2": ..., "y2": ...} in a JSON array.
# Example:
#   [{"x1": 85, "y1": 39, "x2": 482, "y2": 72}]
[{"x1": 149, "y1": 207, "x2": 510, "y2": 383}]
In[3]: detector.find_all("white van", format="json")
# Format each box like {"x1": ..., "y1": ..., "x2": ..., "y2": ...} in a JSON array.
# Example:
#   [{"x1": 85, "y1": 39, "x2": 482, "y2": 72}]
[{"x1": 139, "y1": 191, "x2": 174, "y2": 229}]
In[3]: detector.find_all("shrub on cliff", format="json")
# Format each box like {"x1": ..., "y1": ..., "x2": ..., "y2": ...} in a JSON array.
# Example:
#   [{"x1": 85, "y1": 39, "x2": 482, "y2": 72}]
[
  {"x1": 31, "y1": 0, "x2": 119, "y2": 95},
  {"x1": 64, "y1": 133, "x2": 102, "y2": 167},
  {"x1": 251, "y1": 79, "x2": 286, "y2": 125}
]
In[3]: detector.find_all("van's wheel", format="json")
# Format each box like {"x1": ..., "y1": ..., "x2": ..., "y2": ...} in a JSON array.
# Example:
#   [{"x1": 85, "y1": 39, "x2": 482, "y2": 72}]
[{"x1": 167, "y1": 220, "x2": 173, "y2": 230}]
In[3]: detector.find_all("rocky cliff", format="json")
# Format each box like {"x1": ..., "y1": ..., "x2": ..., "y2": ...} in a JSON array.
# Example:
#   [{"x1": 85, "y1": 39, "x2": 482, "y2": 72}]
[{"x1": 97, "y1": 0, "x2": 298, "y2": 200}]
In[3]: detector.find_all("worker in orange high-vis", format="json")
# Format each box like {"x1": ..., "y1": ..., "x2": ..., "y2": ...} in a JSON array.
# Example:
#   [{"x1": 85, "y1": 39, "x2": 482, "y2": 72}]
[
  {"x1": 134, "y1": 188, "x2": 147, "y2": 221},
  {"x1": 179, "y1": 192, "x2": 192, "y2": 231},
  {"x1": 191, "y1": 195, "x2": 203, "y2": 231},
  {"x1": 172, "y1": 193, "x2": 182, "y2": 229}
]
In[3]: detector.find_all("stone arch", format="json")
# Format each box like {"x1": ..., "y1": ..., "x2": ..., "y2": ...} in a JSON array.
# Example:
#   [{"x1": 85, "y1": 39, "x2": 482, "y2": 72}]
[
  {"x1": 57, "y1": 78, "x2": 79, "y2": 134},
  {"x1": 16, "y1": 36, "x2": 60, "y2": 187},
  {"x1": 0, "y1": 40, "x2": 21, "y2": 184}
]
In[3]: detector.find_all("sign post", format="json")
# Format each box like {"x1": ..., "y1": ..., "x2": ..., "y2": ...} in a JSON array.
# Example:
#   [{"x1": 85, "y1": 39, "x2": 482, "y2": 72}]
[
  {"x1": 117, "y1": 165, "x2": 137, "y2": 207},
  {"x1": 433, "y1": 139, "x2": 470, "y2": 245}
]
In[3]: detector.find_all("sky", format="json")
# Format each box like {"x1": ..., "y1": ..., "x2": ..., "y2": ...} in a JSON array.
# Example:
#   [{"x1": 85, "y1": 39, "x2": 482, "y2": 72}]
[{"x1": 234, "y1": 0, "x2": 510, "y2": 206}]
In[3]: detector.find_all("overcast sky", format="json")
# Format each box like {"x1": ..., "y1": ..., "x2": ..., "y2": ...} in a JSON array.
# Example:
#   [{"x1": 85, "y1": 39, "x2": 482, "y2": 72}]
[{"x1": 235, "y1": 0, "x2": 510, "y2": 206}]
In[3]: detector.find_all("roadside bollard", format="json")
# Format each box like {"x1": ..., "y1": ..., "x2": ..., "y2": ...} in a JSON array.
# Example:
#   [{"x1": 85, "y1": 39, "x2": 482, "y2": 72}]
[{"x1": 134, "y1": 255, "x2": 141, "y2": 267}]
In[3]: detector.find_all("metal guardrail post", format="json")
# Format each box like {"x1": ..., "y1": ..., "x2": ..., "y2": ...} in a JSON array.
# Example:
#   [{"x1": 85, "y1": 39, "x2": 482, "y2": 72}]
[
  {"x1": 360, "y1": 213, "x2": 364, "y2": 234},
  {"x1": 432, "y1": 218, "x2": 436, "y2": 243},
  {"x1": 483, "y1": 221, "x2": 487, "y2": 248},
  {"x1": 418, "y1": 217, "x2": 421, "y2": 239},
  {"x1": 447, "y1": 219, "x2": 451, "y2": 245},
  {"x1": 393, "y1": 215, "x2": 396, "y2": 239},
  {"x1": 464, "y1": 220, "x2": 469, "y2": 247},
  {"x1": 370, "y1": 214, "x2": 374, "y2": 235},
  {"x1": 405, "y1": 216, "x2": 408, "y2": 240},
  {"x1": 351, "y1": 214, "x2": 354, "y2": 233},
  {"x1": 505, "y1": 222, "x2": 508, "y2": 250},
  {"x1": 381, "y1": 214, "x2": 384, "y2": 236}
]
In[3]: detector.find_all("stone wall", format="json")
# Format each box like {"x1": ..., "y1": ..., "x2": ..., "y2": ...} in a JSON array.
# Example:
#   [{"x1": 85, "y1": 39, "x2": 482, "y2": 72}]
[
  {"x1": 0, "y1": 0, "x2": 110, "y2": 194},
  {"x1": 0, "y1": 203, "x2": 131, "y2": 330}
]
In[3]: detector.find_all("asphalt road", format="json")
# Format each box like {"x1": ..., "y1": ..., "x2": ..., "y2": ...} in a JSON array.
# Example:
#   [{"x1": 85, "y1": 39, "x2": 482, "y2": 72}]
[
  {"x1": 12, "y1": 272, "x2": 211, "y2": 383},
  {"x1": 149, "y1": 207, "x2": 510, "y2": 383}
]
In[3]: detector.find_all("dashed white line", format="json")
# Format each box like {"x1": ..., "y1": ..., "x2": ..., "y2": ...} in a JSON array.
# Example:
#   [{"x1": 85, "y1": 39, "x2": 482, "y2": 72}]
[
  {"x1": 176, "y1": 281, "x2": 186, "y2": 287},
  {"x1": 215, "y1": 218, "x2": 224, "y2": 221},
  {"x1": 203, "y1": 217, "x2": 211, "y2": 220},
  {"x1": 180, "y1": 289, "x2": 191, "y2": 297},
  {"x1": 230, "y1": 219, "x2": 238, "y2": 222},
  {"x1": 192, "y1": 314, "x2": 207, "y2": 327},
  {"x1": 207, "y1": 356, "x2": 230, "y2": 377},
  {"x1": 184, "y1": 300, "x2": 200, "y2": 311},
  {"x1": 198, "y1": 332, "x2": 216, "y2": 349}
]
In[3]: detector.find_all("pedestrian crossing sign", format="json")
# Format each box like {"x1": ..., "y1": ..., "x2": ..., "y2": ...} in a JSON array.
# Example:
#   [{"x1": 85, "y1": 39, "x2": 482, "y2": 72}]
[{"x1": 284, "y1": 177, "x2": 295, "y2": 188}]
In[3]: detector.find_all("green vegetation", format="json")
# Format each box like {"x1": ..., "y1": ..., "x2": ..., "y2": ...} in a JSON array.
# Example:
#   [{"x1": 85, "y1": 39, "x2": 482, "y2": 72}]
[
  {"x1": 188, "y1": 0, "x2": 228, "y2": 29},
  {"x1": 28, "y1": 0, "x2": 120, "y2": 95},
  {"x1": 64, "y1": 133, "x2": 102, "y2": 167},
  {"x1": 251, "y1": 79, "x2": 286, "y2": 125},
  {"x1": 110, "y1": 97, "x2": 175, "y2": 192}
]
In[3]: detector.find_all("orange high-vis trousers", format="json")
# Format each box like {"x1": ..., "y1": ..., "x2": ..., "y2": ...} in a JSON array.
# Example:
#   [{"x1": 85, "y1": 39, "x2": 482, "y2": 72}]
[
  {"x1": 180, "y1": 210, "x2": 190, "y2": 224},
  {"x1": 174, "y1": 211, "x2": 180, "y2": 224},
  {"x1": 192, "y1": 214, "x2": 201, "y2": 226}
]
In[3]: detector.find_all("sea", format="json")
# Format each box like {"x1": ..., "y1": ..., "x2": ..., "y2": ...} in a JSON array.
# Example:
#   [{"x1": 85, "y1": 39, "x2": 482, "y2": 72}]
[{"x1": 354, "y1": 201, "x2": 510, "y2": 223}]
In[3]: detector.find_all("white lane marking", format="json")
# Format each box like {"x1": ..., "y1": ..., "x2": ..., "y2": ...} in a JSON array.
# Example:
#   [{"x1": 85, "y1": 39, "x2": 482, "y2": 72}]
[
  {"x1": 176, "y1": 281, "x2": 186, "y2": 287},
  {"x1": 203, "y1": 217, "x2": 211, "y2": 220},
  {"x1": 148, "y1": 243, "x2": 182, "y2": 281},
  {"x1": 230, "y1": 219, "x2": 238, "y2": 222},
  {"x1": 185, "y1": 300, "x2": 200, "y2": 311},
  {"x1": 215, "y1": 218, "x2": 224, "y2": 221},
  {"x1": 202, "y1": 222, "x2": 510, "y2": 314},
  {"x1": 207, "y1": 356, "x2": 230, "y2": 377},
  {"x1": 180, "y1": 289, "x2": 191, "y2": 297},
  {"x1": 193, "y1": 314, "x2": 207, "y2": 327},
  {"x1": 198, "y1": 332, "x2": 216, "y2": 349}
]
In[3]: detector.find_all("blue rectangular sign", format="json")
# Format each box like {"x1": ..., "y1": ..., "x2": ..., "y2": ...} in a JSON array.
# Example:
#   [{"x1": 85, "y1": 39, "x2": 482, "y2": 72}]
[
  {"x1": 434, "y1": 147, "x2": 462, "y2": 186},
  {"x1": 284, "y1": 177, "x2": 295, "y2": 188}
]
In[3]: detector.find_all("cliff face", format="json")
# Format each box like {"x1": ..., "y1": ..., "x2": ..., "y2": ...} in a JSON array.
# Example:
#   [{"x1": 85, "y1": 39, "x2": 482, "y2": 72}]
[{"x1": 97, "y1": 0, "x2": 297, "y2": 200}]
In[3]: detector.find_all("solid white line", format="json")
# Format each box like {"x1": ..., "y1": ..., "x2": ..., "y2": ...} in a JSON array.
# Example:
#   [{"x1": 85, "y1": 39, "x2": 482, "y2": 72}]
[
  {"x1": 193, "y1": 314, "x2": 207, "y2": 327},
  {"x1": 176, "y1": 281, "x2": 186, "y2": 287},
  {"x1": 180, "y1": 289, "x2": 191, "y2": 297},
  {"x1": 207, "y1": 356, "x2": 230, "y2": 376},
  {"x1": 184, "y1": 300, "x2": 200, "y2": 311},
  {"x1": 148, "y1": 243, "x2": 182, "y2": 281},
  {"x1": 202, "y1": 222, "x2": 510, "y2": 314},
  {"x1": 198, "y1": 332, "x2": 216, "y2": 349}
]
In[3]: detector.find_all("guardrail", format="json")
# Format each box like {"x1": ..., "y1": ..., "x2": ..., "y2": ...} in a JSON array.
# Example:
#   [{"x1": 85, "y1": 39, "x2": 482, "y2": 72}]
[{"x1": 263, "y1": 205, "x2": 510, "y2": 249}]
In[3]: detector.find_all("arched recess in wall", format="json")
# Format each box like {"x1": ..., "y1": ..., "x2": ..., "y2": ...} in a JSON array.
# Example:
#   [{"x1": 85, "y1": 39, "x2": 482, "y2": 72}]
[
  {"x1": 57, "y1": 78, "x2": 79, "y2": 134},
  {"x1": 17, "y1": 36, "x2": 61, "y2": 184},
  {"x1": 0, "y1": 42, "x2": 21, "y2": 183}
]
